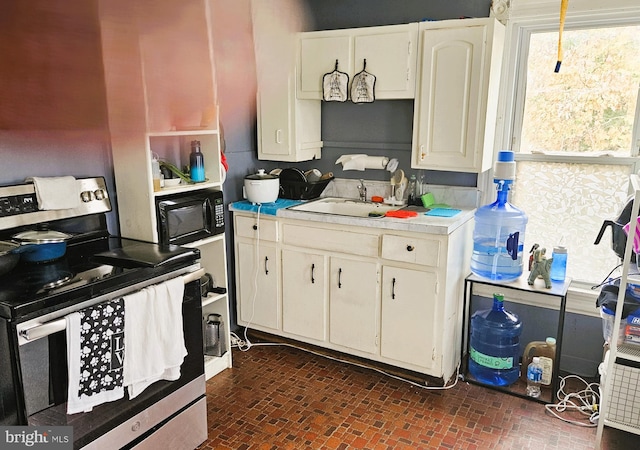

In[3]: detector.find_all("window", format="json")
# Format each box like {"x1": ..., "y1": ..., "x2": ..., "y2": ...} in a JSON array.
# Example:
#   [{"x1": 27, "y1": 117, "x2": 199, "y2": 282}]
[{"x1": 507, "y1": 22, "x2": 640, "y2": 286}]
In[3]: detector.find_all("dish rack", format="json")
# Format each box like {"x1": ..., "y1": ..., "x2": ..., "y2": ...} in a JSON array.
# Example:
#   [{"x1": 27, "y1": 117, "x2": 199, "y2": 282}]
[{"x1": 279, "y1": 176, "x2": 334, "y2": 200}]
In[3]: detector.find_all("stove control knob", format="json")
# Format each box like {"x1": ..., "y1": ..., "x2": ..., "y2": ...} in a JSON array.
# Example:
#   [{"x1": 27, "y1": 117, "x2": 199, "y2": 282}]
[
  {"x1": 94, "y1": 189, "x2": 106, "y2": 200},
  {"x1": 81, "y1": 191, "x2": 95, "y2": 202}
]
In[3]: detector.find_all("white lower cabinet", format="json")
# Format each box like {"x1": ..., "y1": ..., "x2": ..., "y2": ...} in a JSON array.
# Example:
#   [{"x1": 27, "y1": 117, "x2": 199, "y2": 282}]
[
  {"x1": 329, "y1": 257, "x2": 379, "y2": 354},
  {"x1": 233, "y1": 211, "x2": 472, "y2": 383},
  {"x1": 282, "y1": 249, "x2": 327, "y2": 341},
  {"x1": 236, "y1": 241, "x2": 279, "y2": 330},
  {"x1": 381, "y1": 266, "x2": 437, "y2": 369}
]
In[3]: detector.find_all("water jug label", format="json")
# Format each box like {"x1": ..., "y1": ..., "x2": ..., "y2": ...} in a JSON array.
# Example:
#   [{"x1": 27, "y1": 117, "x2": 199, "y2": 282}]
[
  {"x1": 539, "y1": 356, "x2": 553, "y2": 385},
  {"x1": 470, "y1": 347, "x2": 514, "y2": 370}
]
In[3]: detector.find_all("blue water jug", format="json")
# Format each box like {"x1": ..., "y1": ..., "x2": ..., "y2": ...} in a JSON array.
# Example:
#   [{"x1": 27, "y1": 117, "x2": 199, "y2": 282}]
[
  {"x1": 469, "y1": 293, "x2": 522, "y2": 386},
  {"x1": 470, "y1": 152, "x2": 527, "y2": 281}
]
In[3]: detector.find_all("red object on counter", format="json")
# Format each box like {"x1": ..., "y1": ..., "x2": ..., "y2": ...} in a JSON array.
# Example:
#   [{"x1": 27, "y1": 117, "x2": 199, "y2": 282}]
[
  {"x1": 371, "y1": 196, "x2": 384, "y2": 203},
  {"x1": 385, "y1": 210, "x2": 418, "y2": 219}
]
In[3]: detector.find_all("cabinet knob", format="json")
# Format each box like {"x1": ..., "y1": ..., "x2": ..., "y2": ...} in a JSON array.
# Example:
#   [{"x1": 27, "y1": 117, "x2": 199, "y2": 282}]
[
  {"x1": 406, "y1": 245, "x2": 415, "y2": 252},
  {"x1": 253, "y1": 225, "x2": 258, "y2": 230}
]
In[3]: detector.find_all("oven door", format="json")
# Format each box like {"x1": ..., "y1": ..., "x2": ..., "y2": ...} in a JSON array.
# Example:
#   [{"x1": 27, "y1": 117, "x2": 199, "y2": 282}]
[{"x1": 12, "y1": 268, "x2": 207, "y2": 449}]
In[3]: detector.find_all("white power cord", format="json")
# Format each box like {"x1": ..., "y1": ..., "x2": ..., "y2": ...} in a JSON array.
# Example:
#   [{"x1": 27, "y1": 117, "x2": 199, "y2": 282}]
[
  {"x1": 228, "y1": 333, "x2": 460, "y2": 390},
  {"x1": 234, "y1": 203, "x2": 262, "y2": 352},
  {"x1": 544, "y1": 374, "x2": 600, "y2": 427}
]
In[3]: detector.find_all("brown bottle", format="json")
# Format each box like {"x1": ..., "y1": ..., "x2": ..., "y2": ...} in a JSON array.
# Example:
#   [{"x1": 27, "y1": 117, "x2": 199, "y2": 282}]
[{"x1": 520, "y1": 337, "x2": 556, "y2": 387}]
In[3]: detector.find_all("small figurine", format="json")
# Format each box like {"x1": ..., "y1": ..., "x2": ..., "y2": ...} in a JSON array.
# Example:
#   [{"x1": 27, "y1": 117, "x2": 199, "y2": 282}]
[{"x1": 528, "y1": 245, "x2": 553, "y2": 288}]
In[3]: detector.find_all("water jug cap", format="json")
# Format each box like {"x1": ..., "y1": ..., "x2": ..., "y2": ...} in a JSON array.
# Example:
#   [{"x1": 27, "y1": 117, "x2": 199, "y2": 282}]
[
  {"x1": 497, "y1": 151, "x2": 515, "y2": 162},
  {"x1": 532, "y1": 356, "x2": 541, "y2": 364},
  {"x1": 493, "y1": 293, "x2": 504, "y2": 302},
  {"x1": 493, "y1": 150, "x2": 516, "y2": 182},
  {"x1": 546, "y1": 337, "x2": 557, "y2": 345},
  {"x1": 553, "y1": 246, "x2": 567, "y2": 254}
]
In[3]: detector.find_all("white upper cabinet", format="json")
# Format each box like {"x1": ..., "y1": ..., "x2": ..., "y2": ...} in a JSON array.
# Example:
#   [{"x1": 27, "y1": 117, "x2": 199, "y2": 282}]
[
  {"x1": 412, "y1": 18, "x2": 504, "y2": 173},
  {"x1": 297, "y1": 23, "x2": 419, "y2": 100},
  {"x1": 252, "y1": 0, "x2": 323, "y2": 162},
  {"x1": 256, "y1": 72, "x2": 322, "y2": 162}
]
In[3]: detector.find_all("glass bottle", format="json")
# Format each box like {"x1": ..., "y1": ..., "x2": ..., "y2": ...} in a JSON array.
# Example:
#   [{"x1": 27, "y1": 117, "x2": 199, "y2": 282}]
[{"x1": 407, "y1": 175, "x2": 417, "y2": 205}]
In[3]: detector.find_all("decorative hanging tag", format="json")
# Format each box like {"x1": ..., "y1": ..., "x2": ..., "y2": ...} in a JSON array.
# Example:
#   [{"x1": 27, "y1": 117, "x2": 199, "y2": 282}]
[
  {"x1": 351, "y1": 59, "x2": 376, "y2": 104},
  {"x1": 323, "y1": 60, "x2": 349, "y2": 102}
]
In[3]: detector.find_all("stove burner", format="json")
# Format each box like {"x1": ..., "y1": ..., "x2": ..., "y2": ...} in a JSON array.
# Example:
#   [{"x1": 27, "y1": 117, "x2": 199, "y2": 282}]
[
  {"x1": 41, "y1": 272, "x2": 74, "y2": 290},
  {"x1": 21, "y1": 270, "x2": 75, "y2": 291}
]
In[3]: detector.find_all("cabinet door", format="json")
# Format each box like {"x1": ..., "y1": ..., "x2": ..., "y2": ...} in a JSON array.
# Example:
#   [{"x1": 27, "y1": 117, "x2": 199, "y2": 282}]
[
  {"x1": 298, "y1": 33, "x2": 352, "y2": 99},
  {"x1": 256, "y1": 73, "x2": 322, "y2": 162},
  {"x1": 329, "y1": 257, "x2": 379, "y2": 354},
  {"x1": 381, "y1": 266, "x2": 438, "y2": 369},
  {"x1": 412, "y1": 23, "x2": 489, "y2": 172},
  {"x1": 257, "y1": 75, "x2": 292, "y2": 159},
  {"x1": 236, "y1": 242, "x2": 279, "y2": 330},
  {"x1": 282, "y1": 249, "x2": 327, "y2": 341},
  {"x1": 353, "y1": 25, "x2": 417, "y2": 99}
]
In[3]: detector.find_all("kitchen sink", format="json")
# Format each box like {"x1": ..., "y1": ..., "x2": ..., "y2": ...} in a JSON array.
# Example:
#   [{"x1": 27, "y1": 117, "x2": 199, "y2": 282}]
[{"x1": 287, "y1": 197, "x2": 399, "y2": 218}]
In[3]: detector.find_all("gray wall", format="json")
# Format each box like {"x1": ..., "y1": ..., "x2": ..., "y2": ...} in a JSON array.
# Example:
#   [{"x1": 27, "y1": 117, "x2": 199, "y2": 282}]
[{"x1": 0, "y1": 0, "x2": 119, "y2": 232}]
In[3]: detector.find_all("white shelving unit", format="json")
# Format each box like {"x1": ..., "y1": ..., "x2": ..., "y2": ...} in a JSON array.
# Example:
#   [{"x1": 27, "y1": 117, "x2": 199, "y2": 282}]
[
  {"x1": 596, "y1": 174, "x2": 640, "y2": 446},
  {"x1": 99, "y1": 0, "x2": 232, "y2": 380}
]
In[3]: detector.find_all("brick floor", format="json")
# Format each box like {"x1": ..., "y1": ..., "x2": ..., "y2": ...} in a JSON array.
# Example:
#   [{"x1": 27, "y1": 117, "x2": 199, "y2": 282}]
[{"x1": 200, "y1": 345, "x2": 636, "y2": 449}]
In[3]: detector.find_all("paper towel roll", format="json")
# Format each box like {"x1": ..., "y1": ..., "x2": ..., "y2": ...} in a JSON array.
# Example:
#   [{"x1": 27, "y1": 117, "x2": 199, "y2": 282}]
[{"x1": 336, "y1": 154, "x2": 390, "y2": 171}]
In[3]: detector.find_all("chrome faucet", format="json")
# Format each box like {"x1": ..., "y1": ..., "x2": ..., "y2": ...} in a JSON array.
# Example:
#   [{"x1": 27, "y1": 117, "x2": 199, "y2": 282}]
[{"x1": 357, "y1": 179, "x2": 367, "y2": 201}]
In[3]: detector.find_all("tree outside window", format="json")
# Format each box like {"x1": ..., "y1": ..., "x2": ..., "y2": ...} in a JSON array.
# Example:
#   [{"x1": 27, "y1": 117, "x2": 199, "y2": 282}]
[{"x1": 511, "y1": 25, "x2": 640, "y2": 285}]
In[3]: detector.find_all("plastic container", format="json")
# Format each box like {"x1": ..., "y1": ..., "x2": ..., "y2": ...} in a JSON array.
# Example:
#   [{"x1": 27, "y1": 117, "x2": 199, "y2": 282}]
[
  {"x1": 550, "y1": 246, "x2": 567, "y2": 281},
  {"x1": 469, "y1": 293, "x2": 522, "y2": 386},
  {"x1": 190, "y1": 140, "x2": 205, "y2": 182},
  {"x1": 600, "y1": 305, "x2": 626, "y2": 344},
  {"x1": 407, "y1": 175, "x2": 418, "y2": 205},
  {"x1": 470, "y1": 151, "x2": 528, "y2": 281},
  {"x1": 526, "y1": 357, "x2": 543, "y2": 398},
  {"x1": 520, "y1": 337, "x2": 556, "y2": 386},
  {"x1": 151, "y1": 154, "x2": 161, "y2": 191}
]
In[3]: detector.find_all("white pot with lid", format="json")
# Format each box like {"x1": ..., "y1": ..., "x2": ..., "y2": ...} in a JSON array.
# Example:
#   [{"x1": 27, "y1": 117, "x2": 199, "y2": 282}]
[{"x1": 243, "y1": 169, "x2": 280, "y2": 204}]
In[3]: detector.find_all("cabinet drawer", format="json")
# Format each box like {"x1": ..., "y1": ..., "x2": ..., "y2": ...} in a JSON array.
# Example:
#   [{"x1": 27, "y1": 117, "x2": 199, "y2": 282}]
[
  {"x1": 283, "y1": 224, "x2": 378, "y2": 257},
  {"x1": 235, "y1": 215, "x2": 278, "y2": 242},
  {"x1": 381, "y1": 234, "x2": 440, "y2": 266}
]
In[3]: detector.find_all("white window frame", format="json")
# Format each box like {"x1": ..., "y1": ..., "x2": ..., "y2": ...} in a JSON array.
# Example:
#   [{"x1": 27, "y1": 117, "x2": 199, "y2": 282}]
[{"x1": 487, "y1": 0, "x2": 640, "y2": 315}]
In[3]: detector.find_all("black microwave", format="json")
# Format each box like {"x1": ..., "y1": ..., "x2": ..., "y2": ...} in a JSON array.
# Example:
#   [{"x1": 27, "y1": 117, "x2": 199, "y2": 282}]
[{"x1": 156, "y1": 190, "x2": 224, "y2": 245}]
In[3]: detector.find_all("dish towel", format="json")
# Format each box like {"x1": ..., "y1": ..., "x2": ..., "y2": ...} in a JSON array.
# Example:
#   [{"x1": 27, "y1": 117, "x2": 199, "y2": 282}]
[
  {"x1": 66, "y1": 299, "x2": 126, "y2": 414},
  {"x1": 26, "y1": 176, "x2": 81, "y2": 210},
  {"x1": 123, "y1": 277, "x2": 187, "y2": 399}
]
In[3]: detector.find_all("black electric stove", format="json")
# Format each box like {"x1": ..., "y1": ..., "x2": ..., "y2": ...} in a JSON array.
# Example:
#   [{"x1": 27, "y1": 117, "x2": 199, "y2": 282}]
[
  {"x1": 0, "y1": 176, "x2": 207, "y2": 449},
  {"x1": 0, "y1": 177, "x2": 200, "y2": 322},
  {"x1": 0, "y1": 234, "x2": 199, "y2": 322}
]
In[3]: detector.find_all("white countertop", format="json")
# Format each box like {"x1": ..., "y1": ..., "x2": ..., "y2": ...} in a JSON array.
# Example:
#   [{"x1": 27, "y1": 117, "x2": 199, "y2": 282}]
[{"x1": 230, "y1": 200, "x2": 475, "y2": 235}]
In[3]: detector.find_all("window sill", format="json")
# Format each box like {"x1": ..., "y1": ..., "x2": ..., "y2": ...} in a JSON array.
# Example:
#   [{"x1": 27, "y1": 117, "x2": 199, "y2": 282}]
[{"x1": 515, "y1": 152, "x2": 639, "y2": 165}]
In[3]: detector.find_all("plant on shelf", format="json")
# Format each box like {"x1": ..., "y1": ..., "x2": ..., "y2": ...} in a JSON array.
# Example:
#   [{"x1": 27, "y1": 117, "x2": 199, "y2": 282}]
[{"x1": 159, "y1": 160, "x2": 193, "y2": 184}]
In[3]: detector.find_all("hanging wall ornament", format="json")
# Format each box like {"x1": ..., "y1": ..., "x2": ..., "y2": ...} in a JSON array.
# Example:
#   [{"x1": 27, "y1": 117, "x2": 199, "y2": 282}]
[
  {"x1": 323, "y1": 60, "x2": 349, "y2": 102},
  {"x1": 351, "y1": 59, "x2": 376, "y2": 104}
]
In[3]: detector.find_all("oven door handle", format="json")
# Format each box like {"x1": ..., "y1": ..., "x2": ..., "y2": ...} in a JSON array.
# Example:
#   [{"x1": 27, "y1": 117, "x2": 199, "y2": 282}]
[{"x1": 19, "y1": 268, "x2": 205, "y2": 342}]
